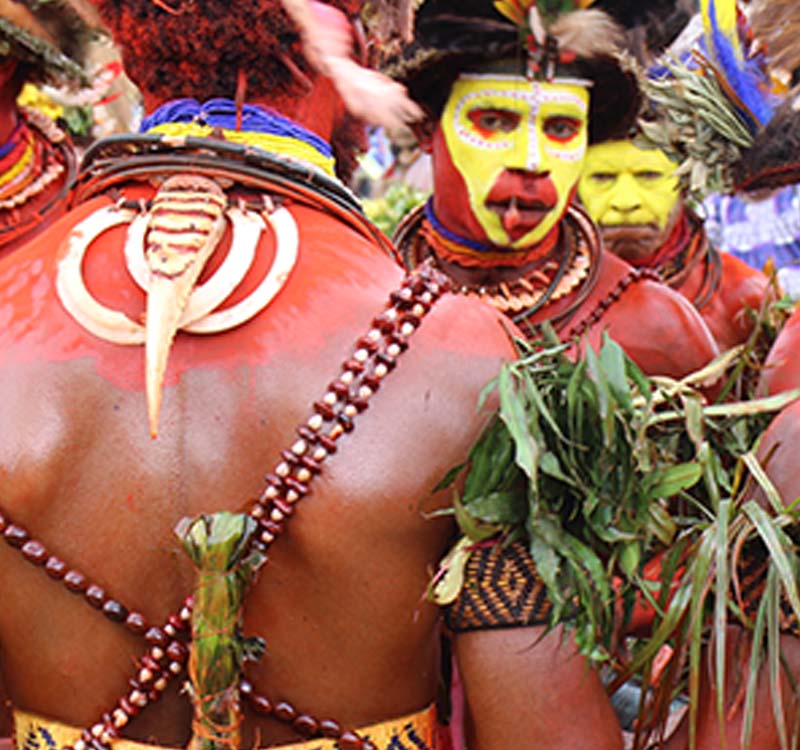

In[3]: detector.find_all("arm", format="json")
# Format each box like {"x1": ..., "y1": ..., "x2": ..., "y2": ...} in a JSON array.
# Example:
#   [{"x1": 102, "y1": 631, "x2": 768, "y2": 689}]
[
  {"x1": 442, "y1": 543, "x2": 622, "y2": 750},
  {"x1": 455, "y1": 626, "x2": 622, "y2": 750}
]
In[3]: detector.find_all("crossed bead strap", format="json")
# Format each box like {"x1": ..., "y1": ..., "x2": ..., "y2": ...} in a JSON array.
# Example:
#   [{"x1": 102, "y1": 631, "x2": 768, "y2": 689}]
[{"x1": 1, "y1": 261, "x2": 451, "y2": 750}]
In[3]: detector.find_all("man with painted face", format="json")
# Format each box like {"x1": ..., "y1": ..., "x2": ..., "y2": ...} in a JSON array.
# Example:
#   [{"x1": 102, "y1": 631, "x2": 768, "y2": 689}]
[
  {"x1": 386, "y1": 3, "x2": 721, "y2": 749},
  {"x1": 579, "y1": 139, "x2": 773, "y2": 350},
  {"x1": 392, "y1": 1, "x2": 718, "y2": 380}
]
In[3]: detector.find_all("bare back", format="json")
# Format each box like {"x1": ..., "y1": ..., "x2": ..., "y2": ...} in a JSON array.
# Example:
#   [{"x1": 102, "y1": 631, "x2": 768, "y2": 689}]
[{"x1": 0, "y1": 190, "x2": 515, "y2": 746}]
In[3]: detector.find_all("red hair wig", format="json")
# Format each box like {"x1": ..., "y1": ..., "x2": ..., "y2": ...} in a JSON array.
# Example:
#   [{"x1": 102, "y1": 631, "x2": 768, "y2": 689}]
[{"x1": 90, "y1": 0, "x2": 360, "y2": 104}]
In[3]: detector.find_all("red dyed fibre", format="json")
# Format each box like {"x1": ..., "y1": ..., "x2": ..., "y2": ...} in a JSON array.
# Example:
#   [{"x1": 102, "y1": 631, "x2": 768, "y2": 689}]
[{"x1": 90, "y1": 0, "x2": 361, "y2": 105}]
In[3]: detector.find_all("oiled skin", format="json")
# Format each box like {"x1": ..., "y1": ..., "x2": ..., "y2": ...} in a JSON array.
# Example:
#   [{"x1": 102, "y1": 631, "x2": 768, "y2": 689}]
[
  {"x1": 673, "y1": 251, "x2": 771, "y2": 352},
  {"x1": 530, "y1": 250, "x2": 720, "y2": 379},
  {"x1": 0, "y1": 187, "x2": 516, "y2": 747},
  {"x1": 761, "y1": 306, "x2": 800, "y2": 397}
]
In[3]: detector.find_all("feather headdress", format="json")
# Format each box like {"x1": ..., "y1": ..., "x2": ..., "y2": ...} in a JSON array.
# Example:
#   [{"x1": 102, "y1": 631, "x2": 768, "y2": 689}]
[
  {"x1": 635, "y1": 0, "x2": 800, "y2": 197},
  {"x1": 0, "y1": 0, "x2": 97, "y2": 86},
  {"x1": 383, "y1": 0, "x2": 640, "y2": 144},
  {"x1": 699, "y1": 0, "x2": 772, "y2": 128},
  {"x1": 748, "y1": 0, "x2": 800, "y2": 92}
]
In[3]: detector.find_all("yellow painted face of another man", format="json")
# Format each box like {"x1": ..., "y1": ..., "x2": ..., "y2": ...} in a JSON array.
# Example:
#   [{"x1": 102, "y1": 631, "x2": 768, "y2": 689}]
[
  {"x1": 578, "y1": 140, "x2": 680, "y2": 230},
  {"x1": 438, "y1": 73, "x2": 590, "y2": 248}
]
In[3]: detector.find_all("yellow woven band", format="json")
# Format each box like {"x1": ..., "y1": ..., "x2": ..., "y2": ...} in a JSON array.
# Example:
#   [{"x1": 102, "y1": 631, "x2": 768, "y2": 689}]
[
  {"x1": 147, "y1": 122, "x2": 337, "y2": 178},
  {"x1": 14, "y1": 704, "x2": 438, "y2": 750}
]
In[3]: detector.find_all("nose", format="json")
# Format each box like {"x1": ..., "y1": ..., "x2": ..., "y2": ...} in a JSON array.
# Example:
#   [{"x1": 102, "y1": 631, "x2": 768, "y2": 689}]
[
  {"x1": 608, "y1": 174, "x2": 641, "y2": 214},
  {"x1": 504, "y1": 126, "x2": 543, "y2": 173}
]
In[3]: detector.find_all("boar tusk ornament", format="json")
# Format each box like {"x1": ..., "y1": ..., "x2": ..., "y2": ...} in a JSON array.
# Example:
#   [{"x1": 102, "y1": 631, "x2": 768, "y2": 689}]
[{"x1": 56, "y1": 175, "x2": 299, "y2": 437}]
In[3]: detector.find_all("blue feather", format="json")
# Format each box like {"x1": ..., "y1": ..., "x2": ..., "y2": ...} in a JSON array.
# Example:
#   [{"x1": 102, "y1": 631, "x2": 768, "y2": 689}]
[{"x1": 705, "y1": 0, "x2": 773, "y2": 129}]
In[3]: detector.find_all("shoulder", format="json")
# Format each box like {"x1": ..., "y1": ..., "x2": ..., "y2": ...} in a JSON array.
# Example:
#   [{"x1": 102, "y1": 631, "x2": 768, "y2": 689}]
[
  {"x1": 763, "y1": 308, "x2": 800, "y2": 395},
  {"x1": 577, "y1": 253, "x2": 719, "y2": 379},
  {"x1": 718, "y1": 251, "x2": 771, "y2": 300}
]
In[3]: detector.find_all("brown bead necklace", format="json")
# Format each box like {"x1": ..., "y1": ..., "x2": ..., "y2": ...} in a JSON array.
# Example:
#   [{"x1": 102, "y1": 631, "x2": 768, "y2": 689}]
[{"x1": 2, "y1": 261, "x2": 450, "y2": 750}]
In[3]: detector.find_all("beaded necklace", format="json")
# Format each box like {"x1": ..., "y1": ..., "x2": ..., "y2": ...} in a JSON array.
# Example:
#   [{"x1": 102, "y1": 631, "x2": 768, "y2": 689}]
[
  {"x1": 400, "y1": 202, "x2": 598, "y2": 323},
  {"x1": 141, "y1": 98, "x2": 337, "y2": 178},
  {"x1": 0, "y1": 108, "x2": 67, "y2": 211}
]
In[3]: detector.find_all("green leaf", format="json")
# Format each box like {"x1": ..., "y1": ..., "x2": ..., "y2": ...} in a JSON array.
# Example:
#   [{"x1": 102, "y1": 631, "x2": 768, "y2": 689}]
[
  {"x1": 463, "y1": 417, "x2": 514, "y2": 500},
  {"x1": 714, "y1": 500, "x2": 731, "y2": 734},
  {"x1": 453, "y1": 491, "x2": 502, "y2": 542},
  {"x1": 433, "y1": 461, "x2": 465, "y2": 492},
  {"x1": 648, "y1": 500, "x2": 677, "y2": 546},
  {"x1": 464, "y1": 491, "x2": 526, "y2": 525},
  {"x1": 645, "y1": 462, "x2": 703, "y2": 500},
  {"x1": 600, "y1": 334, "x2": 632, "y2": 412},
  {"x1": 539, "y1": 451, "x2": 576, "y2": 486},
  {"x1": 682, "y1": 393, "x2": 705, "y2": 453},
  {"x1": 742, "y1": 451, "x2": 788, "y2": 516},
  {"x1": 744, "y1": 502, "x2": 800, "y2": 621},
  {"x1": 585, "y1": 345, "x2": 612, "y2": 444},
  {"x1": 529, "y1": 533, "x2": 562, "y2": 604},
  {"x1": 498, "y1": 367, "x2": 539, "y2": 481},
  {"x1": 619, "y1": 541, "x2": 641, "y2": 579},
  {"x1": 625, "y1": 356, "x2": 652, "y2": 402}
]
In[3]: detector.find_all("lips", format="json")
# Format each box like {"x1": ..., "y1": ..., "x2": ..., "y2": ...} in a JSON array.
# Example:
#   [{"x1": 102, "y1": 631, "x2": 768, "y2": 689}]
[{"x1": 485, "y1": 170, "x2": 558, "y2": 241}]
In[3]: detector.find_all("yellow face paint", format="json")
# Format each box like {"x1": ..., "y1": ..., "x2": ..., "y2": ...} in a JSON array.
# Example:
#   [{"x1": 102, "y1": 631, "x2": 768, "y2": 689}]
[
  {"x1": 578, "y1": 140, "x2": 680, "y2": 230},
  {"x1": 440, "y1": 74, "x2": 590, "y2": 248}
]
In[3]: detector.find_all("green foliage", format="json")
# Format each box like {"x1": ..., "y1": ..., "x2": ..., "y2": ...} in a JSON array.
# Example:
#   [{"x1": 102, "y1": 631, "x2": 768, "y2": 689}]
[
  {"x1": 637, "y1": 55, "x2": 753, "y2": 201},
  {"x1": 437, "y1": 317, "x2": 800, "y2": 747},
  {"x1": 176, "y1": 512, "x2": 266, "y2": 750},
  {"x1": 362, "y1": 182, "x2": 428, "y2": 238},
  {"x1": 60, "y1": 105, "x2": 94, "y2": 138}
]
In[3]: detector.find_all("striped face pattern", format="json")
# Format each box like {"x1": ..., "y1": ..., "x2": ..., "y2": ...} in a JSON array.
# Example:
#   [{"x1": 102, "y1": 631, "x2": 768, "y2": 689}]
[{"x1": 440, "y1": 73, "x2": 590, "y2": 247}]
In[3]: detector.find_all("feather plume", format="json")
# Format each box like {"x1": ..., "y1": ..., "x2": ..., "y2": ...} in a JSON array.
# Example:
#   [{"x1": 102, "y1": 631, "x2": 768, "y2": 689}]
[
  {"x1": 700, "y1": 0, "x2": 772, "y2": 128},
  {"x1": 281, "y1": 0, "x2": 422, "y2": 130},
  {"x1": 493, "y1": 0, "x2": 534, "y2": 27},
  {"x1": 550, "y1": 9, "x2": 624, "y2": 59},
  {"x1": 363, "y1": 0, "x2": 424, "y2": 43},
  {"x1": 748, "y1": 0, "x2": 800, "y2": 84}
]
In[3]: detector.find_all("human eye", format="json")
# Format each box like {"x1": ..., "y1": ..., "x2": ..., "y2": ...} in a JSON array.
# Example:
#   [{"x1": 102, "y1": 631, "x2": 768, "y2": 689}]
[
  {"x1": 589, "y1": 172, "x2": 616, "y2": 184},
  {"x1": 635, "y1": 170, "x2": 664, "y2": 181},
  {"x1": 467, "y1": 108, "x2": 521, "y2": 136},
  {"x1": 543, "y1": 116, "x2": 582, "y2": 142}
]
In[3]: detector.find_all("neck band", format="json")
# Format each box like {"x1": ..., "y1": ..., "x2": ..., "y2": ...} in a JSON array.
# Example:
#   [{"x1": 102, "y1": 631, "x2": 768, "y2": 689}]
[{"x1": 140, "y1": 98, "x2": 336, "y2": 177}]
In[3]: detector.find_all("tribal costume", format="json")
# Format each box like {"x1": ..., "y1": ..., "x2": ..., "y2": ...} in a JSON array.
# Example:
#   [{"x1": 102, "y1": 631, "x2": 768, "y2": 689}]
[
  {"x1": 0, "y1": 2, "x2": 518, "y2": 750},
  {"x1": 578, "y1": 141, "x2": 772, "y2": 351},
  {"x1": 391, "y1": 4, "x2": 800, "y2": 749},
  {"x1": 0, "y1": 0, "x2": 90, "y2": 255},
  {"x1": 388, "y1": 0, "x2": 718, "y2": 380}
]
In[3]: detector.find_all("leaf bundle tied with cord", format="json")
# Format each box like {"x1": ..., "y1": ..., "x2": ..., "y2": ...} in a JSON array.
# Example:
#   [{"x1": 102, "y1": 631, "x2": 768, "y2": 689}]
[
  {"x1": 176, "y1": 512, "x2": 266, "y2": 750},
  {"x1": 433, "y1": 321, "x2": 800, "y2": 748}
]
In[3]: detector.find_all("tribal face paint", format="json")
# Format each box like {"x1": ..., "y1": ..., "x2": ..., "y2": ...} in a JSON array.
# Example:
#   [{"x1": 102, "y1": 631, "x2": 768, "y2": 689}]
[
  {"x1": 433, "y1": 73, "x2": 590, "y2": 248},
  {"x1": 578, "y1": 140, "x2": 680, "y2": 230}
]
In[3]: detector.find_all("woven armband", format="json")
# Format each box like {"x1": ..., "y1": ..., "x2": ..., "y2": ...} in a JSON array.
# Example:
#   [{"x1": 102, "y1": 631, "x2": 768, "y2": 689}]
[{"x1": 443, "y1": 541, "x2": 553, "y2": 633}]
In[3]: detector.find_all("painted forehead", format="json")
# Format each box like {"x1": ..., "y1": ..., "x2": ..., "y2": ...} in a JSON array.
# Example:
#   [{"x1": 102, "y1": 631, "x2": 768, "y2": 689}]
[
  {"x1": 452, "y1": 73, "x2": 591, "y2": 110},
  {"x1": 585, "y1": 142, "x2": 676, "y2": 172}
]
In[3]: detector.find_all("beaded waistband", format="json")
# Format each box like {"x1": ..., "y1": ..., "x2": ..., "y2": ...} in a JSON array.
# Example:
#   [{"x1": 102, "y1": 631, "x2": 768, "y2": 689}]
[{"x1": 13, "y1": 705, "x2": 439, "y2": 750}]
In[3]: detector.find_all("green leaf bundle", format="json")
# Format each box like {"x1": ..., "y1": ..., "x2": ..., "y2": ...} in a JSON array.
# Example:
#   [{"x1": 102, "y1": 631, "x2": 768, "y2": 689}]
[{"x1": 176, "y1": 512, "x2": 266, "y2": 750}]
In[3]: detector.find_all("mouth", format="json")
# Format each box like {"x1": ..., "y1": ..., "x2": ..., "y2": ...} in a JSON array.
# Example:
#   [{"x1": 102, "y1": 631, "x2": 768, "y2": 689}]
[{"x1": 485, "y1": 196, "x2": 554, "y2": 238}]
